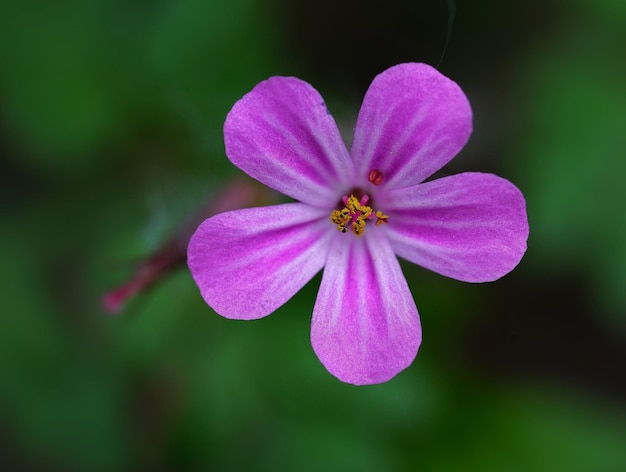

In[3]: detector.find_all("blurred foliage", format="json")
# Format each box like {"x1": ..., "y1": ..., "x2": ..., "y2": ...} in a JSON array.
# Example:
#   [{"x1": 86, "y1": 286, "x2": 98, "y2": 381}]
[
  {"x1": 1, "y1": 0, "x2": 625, "y2": 471},
  {"x1": 0, "y1": 0, "x2": 279, "y2": 177},
  {"x1": 512, "y1": 0, "x2": 626, "y2": 326}
]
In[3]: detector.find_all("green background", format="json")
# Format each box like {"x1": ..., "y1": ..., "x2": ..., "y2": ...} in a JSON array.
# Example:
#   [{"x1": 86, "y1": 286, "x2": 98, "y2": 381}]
[{"x1": 1, "y1": 0, "x2": 625, "y2": 470}]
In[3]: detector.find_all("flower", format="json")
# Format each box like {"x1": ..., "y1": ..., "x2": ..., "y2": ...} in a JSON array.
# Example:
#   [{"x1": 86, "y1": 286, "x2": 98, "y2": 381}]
[{"x1": 187, "y1": 63, "x2": 529, "y2": 385}]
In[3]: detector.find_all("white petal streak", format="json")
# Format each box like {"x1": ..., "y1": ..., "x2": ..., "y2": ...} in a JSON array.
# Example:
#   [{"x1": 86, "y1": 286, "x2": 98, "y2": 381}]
[
  {"x1": 311, "y1": 231, "x2": 421, "y2": 385},
  {"x1": 188, "y1": 203, "x2": 331, "y2": 319}
]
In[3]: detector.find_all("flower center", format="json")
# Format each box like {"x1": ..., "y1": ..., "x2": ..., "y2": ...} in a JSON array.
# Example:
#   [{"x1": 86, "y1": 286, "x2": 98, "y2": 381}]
[{"x1": 330, "y1": 194, "x2": 389, "y2": 237}]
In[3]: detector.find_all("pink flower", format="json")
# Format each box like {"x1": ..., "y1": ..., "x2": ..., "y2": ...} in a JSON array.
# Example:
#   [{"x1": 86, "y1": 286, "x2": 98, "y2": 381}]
[{"x1": 187, "y1": 63, "x2": 529, "y2": 385}]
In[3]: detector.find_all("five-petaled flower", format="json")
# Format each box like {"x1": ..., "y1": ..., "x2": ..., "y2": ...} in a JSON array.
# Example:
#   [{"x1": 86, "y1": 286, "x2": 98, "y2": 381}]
[{"x1": 188, "y1": 63, "x2": 529, "y2": 385}]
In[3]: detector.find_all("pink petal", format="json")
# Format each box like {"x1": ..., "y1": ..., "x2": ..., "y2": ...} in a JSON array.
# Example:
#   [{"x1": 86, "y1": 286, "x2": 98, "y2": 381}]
[
  {"x1": 187, "y1": 204, "x2": 332, "y2": 320},
  {"x1": 311, "y1": 232, "x2": 421, "y2": 385},
  {"x1": 224, "y1": 76, "x2": 354, "y2": 206},
  {"x1": 381, "y1": 172, "x2": 529, "y2": 282},
  {"x1": 351, "y1": 63, "x2": 472, "y2": 188}
]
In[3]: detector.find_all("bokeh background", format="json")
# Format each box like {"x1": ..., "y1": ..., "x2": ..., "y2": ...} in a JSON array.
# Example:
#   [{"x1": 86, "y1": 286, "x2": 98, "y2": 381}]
[{"x1": 2, "y1": 0, "x2": 625, "y2": 470}]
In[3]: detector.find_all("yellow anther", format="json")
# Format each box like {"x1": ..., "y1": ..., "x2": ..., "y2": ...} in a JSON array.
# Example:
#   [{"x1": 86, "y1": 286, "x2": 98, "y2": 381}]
[
  {"x1": 330, "y1": 209, "x2": 345, "y2": 225},
  {"x1": 375, "y1": 210, "x2": 389, "y2": 226},
  {"x1": 352, "y1": 218, "x2": 366, "y2": 236},
  {"x1": 330, "y1": 209, "x2": 350, "y2": 233},
  {"x1": 346, "y1": 195, "x2": 361, "y2": 213}
]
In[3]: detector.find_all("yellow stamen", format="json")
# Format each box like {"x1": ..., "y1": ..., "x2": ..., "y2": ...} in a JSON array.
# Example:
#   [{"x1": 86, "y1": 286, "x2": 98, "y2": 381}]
[
  {"x1": 330, "y1": 209, "x2": 351, "y2": 233},
  {"x1": 329, "y1": 194, "x2": 388, "y2": 237},
  {"x1": 375, "y1": 210, "x2": 389, "y2": 226},
  {"x1": 346, "y1": 195, "x2": 361, "y2": 214},
  {"x1": 352, "y1": 218, "x2": 366, "y2": 236}
]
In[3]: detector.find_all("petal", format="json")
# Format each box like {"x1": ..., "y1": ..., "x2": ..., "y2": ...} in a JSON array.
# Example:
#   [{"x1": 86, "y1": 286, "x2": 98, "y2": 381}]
[
  {"x1": 351, "y1": 63, "x2": 472, "y2": 188},
  {"x1": 311, "y1": 231, "x2": 421, "y2": 385},
  {"x1": 187, "y1": 203, "x2": 332, "y2": 319},
  {"x1": 224, "y1": 76, "x2": 354, "y2": 206},
  {"x1": 382, "y1": 172, "x2": 529, "y2": 282}
]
